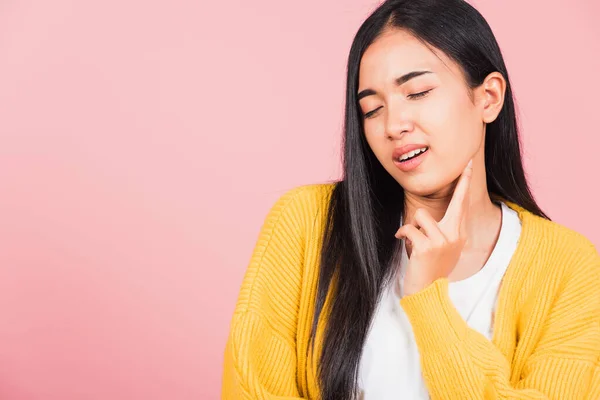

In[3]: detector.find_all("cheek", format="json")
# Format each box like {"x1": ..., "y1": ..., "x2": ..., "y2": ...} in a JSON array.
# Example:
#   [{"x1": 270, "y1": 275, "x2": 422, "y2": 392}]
[{"x1": 426, "y1": 93, "x2": 482, "y2": 155}]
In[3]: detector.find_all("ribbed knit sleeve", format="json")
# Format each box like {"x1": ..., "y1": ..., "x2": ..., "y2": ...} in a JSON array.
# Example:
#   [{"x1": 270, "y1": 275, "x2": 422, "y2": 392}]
[
  {"x1": 400, "y1": 240, "x2": 600, "y2": 400},
  {"x1": 221, "y1": 185, "x2": 328, "y2": 399}
]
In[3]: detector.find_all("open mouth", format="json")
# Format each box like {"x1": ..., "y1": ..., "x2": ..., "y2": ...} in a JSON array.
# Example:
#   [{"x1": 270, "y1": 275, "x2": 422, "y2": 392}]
[{"x1": 396, "y1": 146, "x2": 429, "y2": 163}]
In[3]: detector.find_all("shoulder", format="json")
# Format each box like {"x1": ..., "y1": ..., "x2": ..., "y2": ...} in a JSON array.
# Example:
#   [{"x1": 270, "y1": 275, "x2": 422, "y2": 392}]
[
  {"x1": 265, "y1": 182, "x2": 336, "y2": 229},
  {"x1": 273, "y1": 182, "x2": 335, "y2": 206},
  {"x1": 525, "y1": 210, "x2": 597, "y2": 257},
  {"x1": 515, "y1": 206, "x2": 600, "y2": 282},
  {"x1": 250, "y1": 182, "x2": 337, "y2": 259},
  {"x1": 233, "y1": 183, "x2": 337, "y2": 315}
]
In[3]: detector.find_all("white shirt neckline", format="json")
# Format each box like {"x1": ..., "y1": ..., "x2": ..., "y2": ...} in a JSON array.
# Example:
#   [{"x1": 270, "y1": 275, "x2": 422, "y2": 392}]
[
  {"x1": 395, "y1": 202, "x2": 517, "y2": 297},
  {"x1": 358, "y1": 201, "x2": 523, "y2": 400}
]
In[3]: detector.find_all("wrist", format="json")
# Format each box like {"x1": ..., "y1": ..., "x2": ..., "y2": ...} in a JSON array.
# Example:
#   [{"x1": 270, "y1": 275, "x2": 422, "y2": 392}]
[{"x1": 403, "y1": 277, "x2": 435, "y2": 297}]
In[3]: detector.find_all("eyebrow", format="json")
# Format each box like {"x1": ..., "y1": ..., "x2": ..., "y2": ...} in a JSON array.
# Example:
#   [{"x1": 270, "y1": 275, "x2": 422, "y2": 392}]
[{"x1": 357, "y1": 70, "x2": 433, "y2": 101}]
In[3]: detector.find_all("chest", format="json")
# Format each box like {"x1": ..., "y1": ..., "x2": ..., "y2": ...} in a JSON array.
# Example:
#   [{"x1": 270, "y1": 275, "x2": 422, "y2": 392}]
[
  {"x1": 295, "y1": 270, "x2": 554, "y2": 399},
  {"x1": 356, "y1": 268, "x2": 505, "y2": 398},
  {"x1": 448, "y1": 247, "x2": 496, "y2": 281}
]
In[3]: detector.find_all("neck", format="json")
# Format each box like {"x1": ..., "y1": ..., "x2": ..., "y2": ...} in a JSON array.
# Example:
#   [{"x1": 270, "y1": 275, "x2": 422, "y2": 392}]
[{"x1": 402, "y1": 162, "x2": 501, "y2": 250}]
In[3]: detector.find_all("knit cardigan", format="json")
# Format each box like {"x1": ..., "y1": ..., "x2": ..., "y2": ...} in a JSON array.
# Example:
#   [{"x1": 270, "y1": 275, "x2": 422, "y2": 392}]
[{"x1": 222, "y1": 183, "x2": 600, "y2": 399}]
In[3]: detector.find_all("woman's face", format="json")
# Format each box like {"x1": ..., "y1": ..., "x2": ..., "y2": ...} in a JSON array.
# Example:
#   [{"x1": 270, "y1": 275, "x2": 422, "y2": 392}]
[{"x1": 358, "y1": 29, "x2": 488, "y2": 197}]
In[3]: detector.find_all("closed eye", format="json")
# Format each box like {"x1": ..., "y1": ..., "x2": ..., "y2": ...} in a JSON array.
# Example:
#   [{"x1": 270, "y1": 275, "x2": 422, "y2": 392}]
[
  {"x1": 362, "y1": 89, "x2": 434, "y2": 119},
  {"x1": 407, "y1": 89, "x2": 433, "y2": 100},
  {"x1": 363, "y1": 106, "x2": 382, "y2": 119}
]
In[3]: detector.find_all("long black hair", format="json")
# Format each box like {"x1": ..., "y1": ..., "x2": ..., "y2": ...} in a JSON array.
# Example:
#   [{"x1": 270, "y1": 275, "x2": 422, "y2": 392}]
[{"x1": 309, "y1": 1, "x2": 548, "y2": 399}]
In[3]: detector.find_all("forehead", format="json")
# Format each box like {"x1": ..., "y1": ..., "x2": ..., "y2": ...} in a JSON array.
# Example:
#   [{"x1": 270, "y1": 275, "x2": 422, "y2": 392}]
[{"x1": 358, "y1": 29, "x2": 456, "y2": 86}]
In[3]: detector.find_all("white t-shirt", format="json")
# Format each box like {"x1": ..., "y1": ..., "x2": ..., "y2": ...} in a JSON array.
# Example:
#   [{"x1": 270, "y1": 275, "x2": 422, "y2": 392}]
[{"x1": 358, "y1": 202, "x2": 522, "y2": 399}]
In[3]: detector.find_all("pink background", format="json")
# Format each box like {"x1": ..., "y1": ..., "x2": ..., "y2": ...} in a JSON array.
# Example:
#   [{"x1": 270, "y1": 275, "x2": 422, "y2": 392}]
[{"x1": 0, "y1": 1, "x2": 598, "y2": 399}]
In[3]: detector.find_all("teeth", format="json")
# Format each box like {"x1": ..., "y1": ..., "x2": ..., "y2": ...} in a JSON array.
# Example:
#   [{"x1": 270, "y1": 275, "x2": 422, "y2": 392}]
[{"x1": 399, "y1": 147, "x2": 428, "y2": 161}]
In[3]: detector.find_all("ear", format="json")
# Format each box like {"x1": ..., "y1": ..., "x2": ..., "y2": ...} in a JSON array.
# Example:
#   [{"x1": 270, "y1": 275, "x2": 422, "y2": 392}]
[{"x1": 477, "y1": 72, "x2": 506, "y2": 124}]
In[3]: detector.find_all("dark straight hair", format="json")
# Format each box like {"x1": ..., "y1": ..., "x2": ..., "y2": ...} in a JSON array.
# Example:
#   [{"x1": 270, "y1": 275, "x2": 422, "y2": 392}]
[{"x1": 309, "y1": 1, "x2": 548, "y2": 399}]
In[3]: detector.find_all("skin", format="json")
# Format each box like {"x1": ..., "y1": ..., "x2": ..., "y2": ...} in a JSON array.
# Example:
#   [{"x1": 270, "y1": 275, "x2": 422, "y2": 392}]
[{"x1": 357, "y1": 28, "x2": 507, "y2": 296}]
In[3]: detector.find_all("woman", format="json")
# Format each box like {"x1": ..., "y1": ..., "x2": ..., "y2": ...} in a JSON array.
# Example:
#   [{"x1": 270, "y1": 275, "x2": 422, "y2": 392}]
[{"x1": 221, "y1": 0, "x2": 600, "y2": 399}]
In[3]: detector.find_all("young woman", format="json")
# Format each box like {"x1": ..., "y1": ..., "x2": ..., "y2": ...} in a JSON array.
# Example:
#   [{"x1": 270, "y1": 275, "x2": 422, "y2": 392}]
[{"x1": 221, "y1": 1, "x2": 600, "y2": 399}]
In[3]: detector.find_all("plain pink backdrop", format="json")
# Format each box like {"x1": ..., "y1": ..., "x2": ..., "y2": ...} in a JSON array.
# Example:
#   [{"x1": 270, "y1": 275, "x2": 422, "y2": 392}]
[{"x1": 0, "y1": 0, "x2": 598, "y2": 399}]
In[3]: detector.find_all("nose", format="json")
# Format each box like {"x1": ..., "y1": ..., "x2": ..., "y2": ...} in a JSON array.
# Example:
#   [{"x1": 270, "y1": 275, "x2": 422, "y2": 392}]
[{"x1": 385, "y1": 101, "x2": 414, "y2": 140}]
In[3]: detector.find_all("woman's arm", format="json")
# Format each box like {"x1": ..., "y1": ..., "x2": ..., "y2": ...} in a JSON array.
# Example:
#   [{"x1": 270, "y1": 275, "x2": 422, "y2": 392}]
[
  {"x1": 400, "y1": 244, "x2": 600, "y2": 400},
  {"x1": 222, "y1": 310, "x2": 307, "y2": 399},
  {"x1": 221, "y1": 185, "x2": 323, "y2": 400}
]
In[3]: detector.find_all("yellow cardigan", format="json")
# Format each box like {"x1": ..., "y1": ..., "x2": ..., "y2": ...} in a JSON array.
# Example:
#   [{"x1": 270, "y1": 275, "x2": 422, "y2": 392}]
[{"x1": 222, "y1": 183, "x2": 600, "y2": 399}]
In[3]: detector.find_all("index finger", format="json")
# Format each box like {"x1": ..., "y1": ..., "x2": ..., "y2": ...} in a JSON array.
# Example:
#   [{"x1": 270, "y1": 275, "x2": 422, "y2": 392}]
[{"x1": 444, "y1": 159, "x2": 473, "y2": 223}]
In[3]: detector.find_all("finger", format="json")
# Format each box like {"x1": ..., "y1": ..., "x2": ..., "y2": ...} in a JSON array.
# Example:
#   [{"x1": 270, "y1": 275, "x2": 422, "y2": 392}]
[
  {"x1": 395, "y1": 224, "x2": 428, "y2": 248},
  {"x1": 413, "y1": 208, "x2": 446, "y2": 245},
  {"x1": 444, "y1": 159, "x2": 473, "y2": 223}
]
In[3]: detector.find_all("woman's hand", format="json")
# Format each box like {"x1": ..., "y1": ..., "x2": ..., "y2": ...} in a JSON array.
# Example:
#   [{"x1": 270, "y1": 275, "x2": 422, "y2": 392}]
[{"x1": 395, "y1": 159, "x2": 473, "y2": 296}]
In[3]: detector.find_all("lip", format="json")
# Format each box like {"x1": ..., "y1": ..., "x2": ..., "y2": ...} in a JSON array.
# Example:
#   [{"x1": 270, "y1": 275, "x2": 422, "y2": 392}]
[
  {"x1": 392, "y1": 144, "x2": 429, "y2": 160},
  {"x1": 392, "y1": 144, "x2": 429, "y2": 172}
]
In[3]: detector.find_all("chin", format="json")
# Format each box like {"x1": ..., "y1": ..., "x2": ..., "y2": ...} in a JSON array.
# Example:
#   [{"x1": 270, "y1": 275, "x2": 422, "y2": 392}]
[{"x1": 395, "y1": 172, "x2": 453, "y2": 198}]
